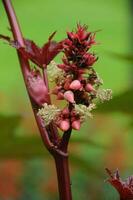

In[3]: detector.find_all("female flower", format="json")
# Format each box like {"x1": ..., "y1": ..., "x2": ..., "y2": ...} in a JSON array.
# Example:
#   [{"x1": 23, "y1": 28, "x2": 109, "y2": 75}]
[{"x1": 38, "y1": 24, "x2": 112, "y2": 131}]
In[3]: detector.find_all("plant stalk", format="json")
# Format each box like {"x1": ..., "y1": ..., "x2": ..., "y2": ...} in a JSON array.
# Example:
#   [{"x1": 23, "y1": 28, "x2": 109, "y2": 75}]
[
  {"x1": 2, "y1": 1, "x2": 73, "y2": 200},
  {"x1": 2, "y1": 0, "x2": 54, "y2": 150},
  {"x1": 54, "y1": 155, "x2": 72, "y2": 200}
]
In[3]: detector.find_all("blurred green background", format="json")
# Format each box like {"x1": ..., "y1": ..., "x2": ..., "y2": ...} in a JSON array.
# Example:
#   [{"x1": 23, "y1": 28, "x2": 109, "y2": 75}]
[{"x1": 0, "y1": 0, "x2": 132, "y2": 199}]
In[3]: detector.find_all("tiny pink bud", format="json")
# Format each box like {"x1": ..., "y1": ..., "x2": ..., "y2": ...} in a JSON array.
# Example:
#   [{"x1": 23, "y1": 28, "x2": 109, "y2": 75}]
[
  {"x1": 64, "y1": 81, "x2": 71, "y2": 90},
  {"x1": 64, "y1": 91, "x2": 75, "y2": 103},
  {"x1": 62, "y1": 108, "x2": 70, "y2": 115},
  {"x1": 69, "y1": 80, "x2": 82, "y2": 90},
  {"x1": 85, "y1": 83, "x2": 94, "y2": 92},
  {"x1": 57, "y1": 92, "x2": 64, "y2": 100},
  {"x1": 72, "y1": 120, "x2": 81, "y2": 130},
  {"x1": 59, "y1": 120, "x2": 70, "y2": 131}
]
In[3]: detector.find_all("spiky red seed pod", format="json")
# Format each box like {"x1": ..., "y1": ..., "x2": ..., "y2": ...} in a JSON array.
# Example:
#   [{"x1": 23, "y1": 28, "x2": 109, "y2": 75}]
[{"x1": 67, "y1": 32, "x2": 75, "y2": 41}]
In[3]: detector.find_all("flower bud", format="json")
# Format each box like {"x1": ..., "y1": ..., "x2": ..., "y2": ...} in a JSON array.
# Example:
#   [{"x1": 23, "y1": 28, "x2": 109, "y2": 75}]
[
  {"x1": 59, "y1": 120, "x2": 70, "y2": 131},
  {"x1": 72, "y1": 120, "x2": 81, "y2": 130},
  {"x1": 85, "y1": 83, "x2": 94, "y2": 92},
  {"x1": 28, "y1": 71, "x2": 48, "y2": 105},
  {"x1": 69, "y1": 80, "x2": 82, "y2": 90},
  {"x1": 64, "y1": 91, "x2": 75, "y2": 103},
  {"x1": 62, "y1": 108, "x2": 70, "y2": 116}
]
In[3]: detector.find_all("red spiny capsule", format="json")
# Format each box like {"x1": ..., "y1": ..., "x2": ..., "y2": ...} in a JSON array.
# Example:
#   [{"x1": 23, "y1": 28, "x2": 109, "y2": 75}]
[{"x1": 82, "y1": 53, "x2": 97, "y2": 67}]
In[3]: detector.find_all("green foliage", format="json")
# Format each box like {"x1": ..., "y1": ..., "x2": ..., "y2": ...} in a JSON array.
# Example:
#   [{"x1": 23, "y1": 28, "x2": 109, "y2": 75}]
[
  {"x1": 0, "y1": 114, "x2": 21, "y2": 139},
  {"x1": 105, "y1": 51, "x2": 133, "y2": 63},
  {"x1": 19, "y1": 160, "x2": 48, "y2": 200}
]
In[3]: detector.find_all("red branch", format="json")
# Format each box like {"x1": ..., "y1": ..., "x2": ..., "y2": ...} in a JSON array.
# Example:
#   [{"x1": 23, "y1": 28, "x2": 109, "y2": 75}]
[
  {"x1": 2, "y1": 0, "x2": 53, "y2": 151},
  {"x1": 2, "y1": 1, "x2": 72, "y2": 200}
]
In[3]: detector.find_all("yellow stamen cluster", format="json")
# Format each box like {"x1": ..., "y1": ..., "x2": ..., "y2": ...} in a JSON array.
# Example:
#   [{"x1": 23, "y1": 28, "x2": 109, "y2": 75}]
[
  {"x1": 96, "y1": 89, "x2": 112, "y2": 103},
  {"x1": 47, "y1": 61, "x2": 65, "y2": 84},
  {"x1": 74, "y1": 103, "x2": 96, "y2": 121},
  {"x1": 37, "y1": 103, "x2": 61, "y2": 125}
]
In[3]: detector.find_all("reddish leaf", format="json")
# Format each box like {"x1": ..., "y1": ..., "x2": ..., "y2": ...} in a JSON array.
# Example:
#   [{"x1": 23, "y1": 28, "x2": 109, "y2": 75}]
[
  {"x1": 0, "y1": 32, "x2": 63, "y2": 68},
  {"x1": 106, "y1": 168, "x2": 133, "y2": 200}
]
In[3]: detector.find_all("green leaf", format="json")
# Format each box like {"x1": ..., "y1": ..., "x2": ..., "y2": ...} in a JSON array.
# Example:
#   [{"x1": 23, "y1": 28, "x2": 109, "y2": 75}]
[
  {"x1": 105, "y1": 51, "x2": 133, "y2": 62},
  {"x1": 71, "y1": 137, "x2": 108, "y2": 149},
  {"x1": 70, "y1": 154, "x2": 103, "y2": 178},
  {"x1": 0, "y1": 114, "x2": 21, "y2": 139}
]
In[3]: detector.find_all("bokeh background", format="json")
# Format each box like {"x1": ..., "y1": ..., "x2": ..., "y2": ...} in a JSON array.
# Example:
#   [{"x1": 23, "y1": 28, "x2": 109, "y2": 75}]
[{"x1": 0, "y1": 0, "x2": 132, "y2": 199}]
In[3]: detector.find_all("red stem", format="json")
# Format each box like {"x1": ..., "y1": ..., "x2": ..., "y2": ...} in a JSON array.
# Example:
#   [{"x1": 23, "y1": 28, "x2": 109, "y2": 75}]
[
  {"x1": 2, "y1": 0, "x2": 53, "y2": 150},
  {"x1": 2, "y1": 1, "x2": 73, "y2": 199},
  {"x1": 54, "y1": 155, "x2": 72, "y2": 200},
  {"x1": 59, "y1": 129, "x2": 72, "y2": 152}
]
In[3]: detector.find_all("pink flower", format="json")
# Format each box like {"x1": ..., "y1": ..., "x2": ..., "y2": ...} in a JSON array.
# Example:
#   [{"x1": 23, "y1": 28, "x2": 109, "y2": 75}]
[
  {"x1": 64, "y1": 91, "x2": 75, "y2": 103},
  {"x1": 106, "y1": 168, "x2": 133, "y2": 200},
  {"x1": 59, "y1": 120, "x2": 70, "y2": 131},
  {"x1": 72, "y1": 120, "x2": 81, "y2": 130},
  {"x1": 85, "y1": 83, "x2": 95, "y2": 92},
  {"x1": 69, "y1": 80, "x2": 82, "y2": 90}
]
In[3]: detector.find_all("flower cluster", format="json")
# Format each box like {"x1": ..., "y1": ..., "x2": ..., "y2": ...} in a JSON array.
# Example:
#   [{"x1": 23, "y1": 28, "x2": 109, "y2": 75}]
[
  {"x1": 38, "y1": 25, "x2": 112, "y2": 132},
  {"x1": 0, "y1": 24, "x2": 112, "y2": 132},
  {"x1": 106, "y1": 168, "x2": 133, "y2": 200}
]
